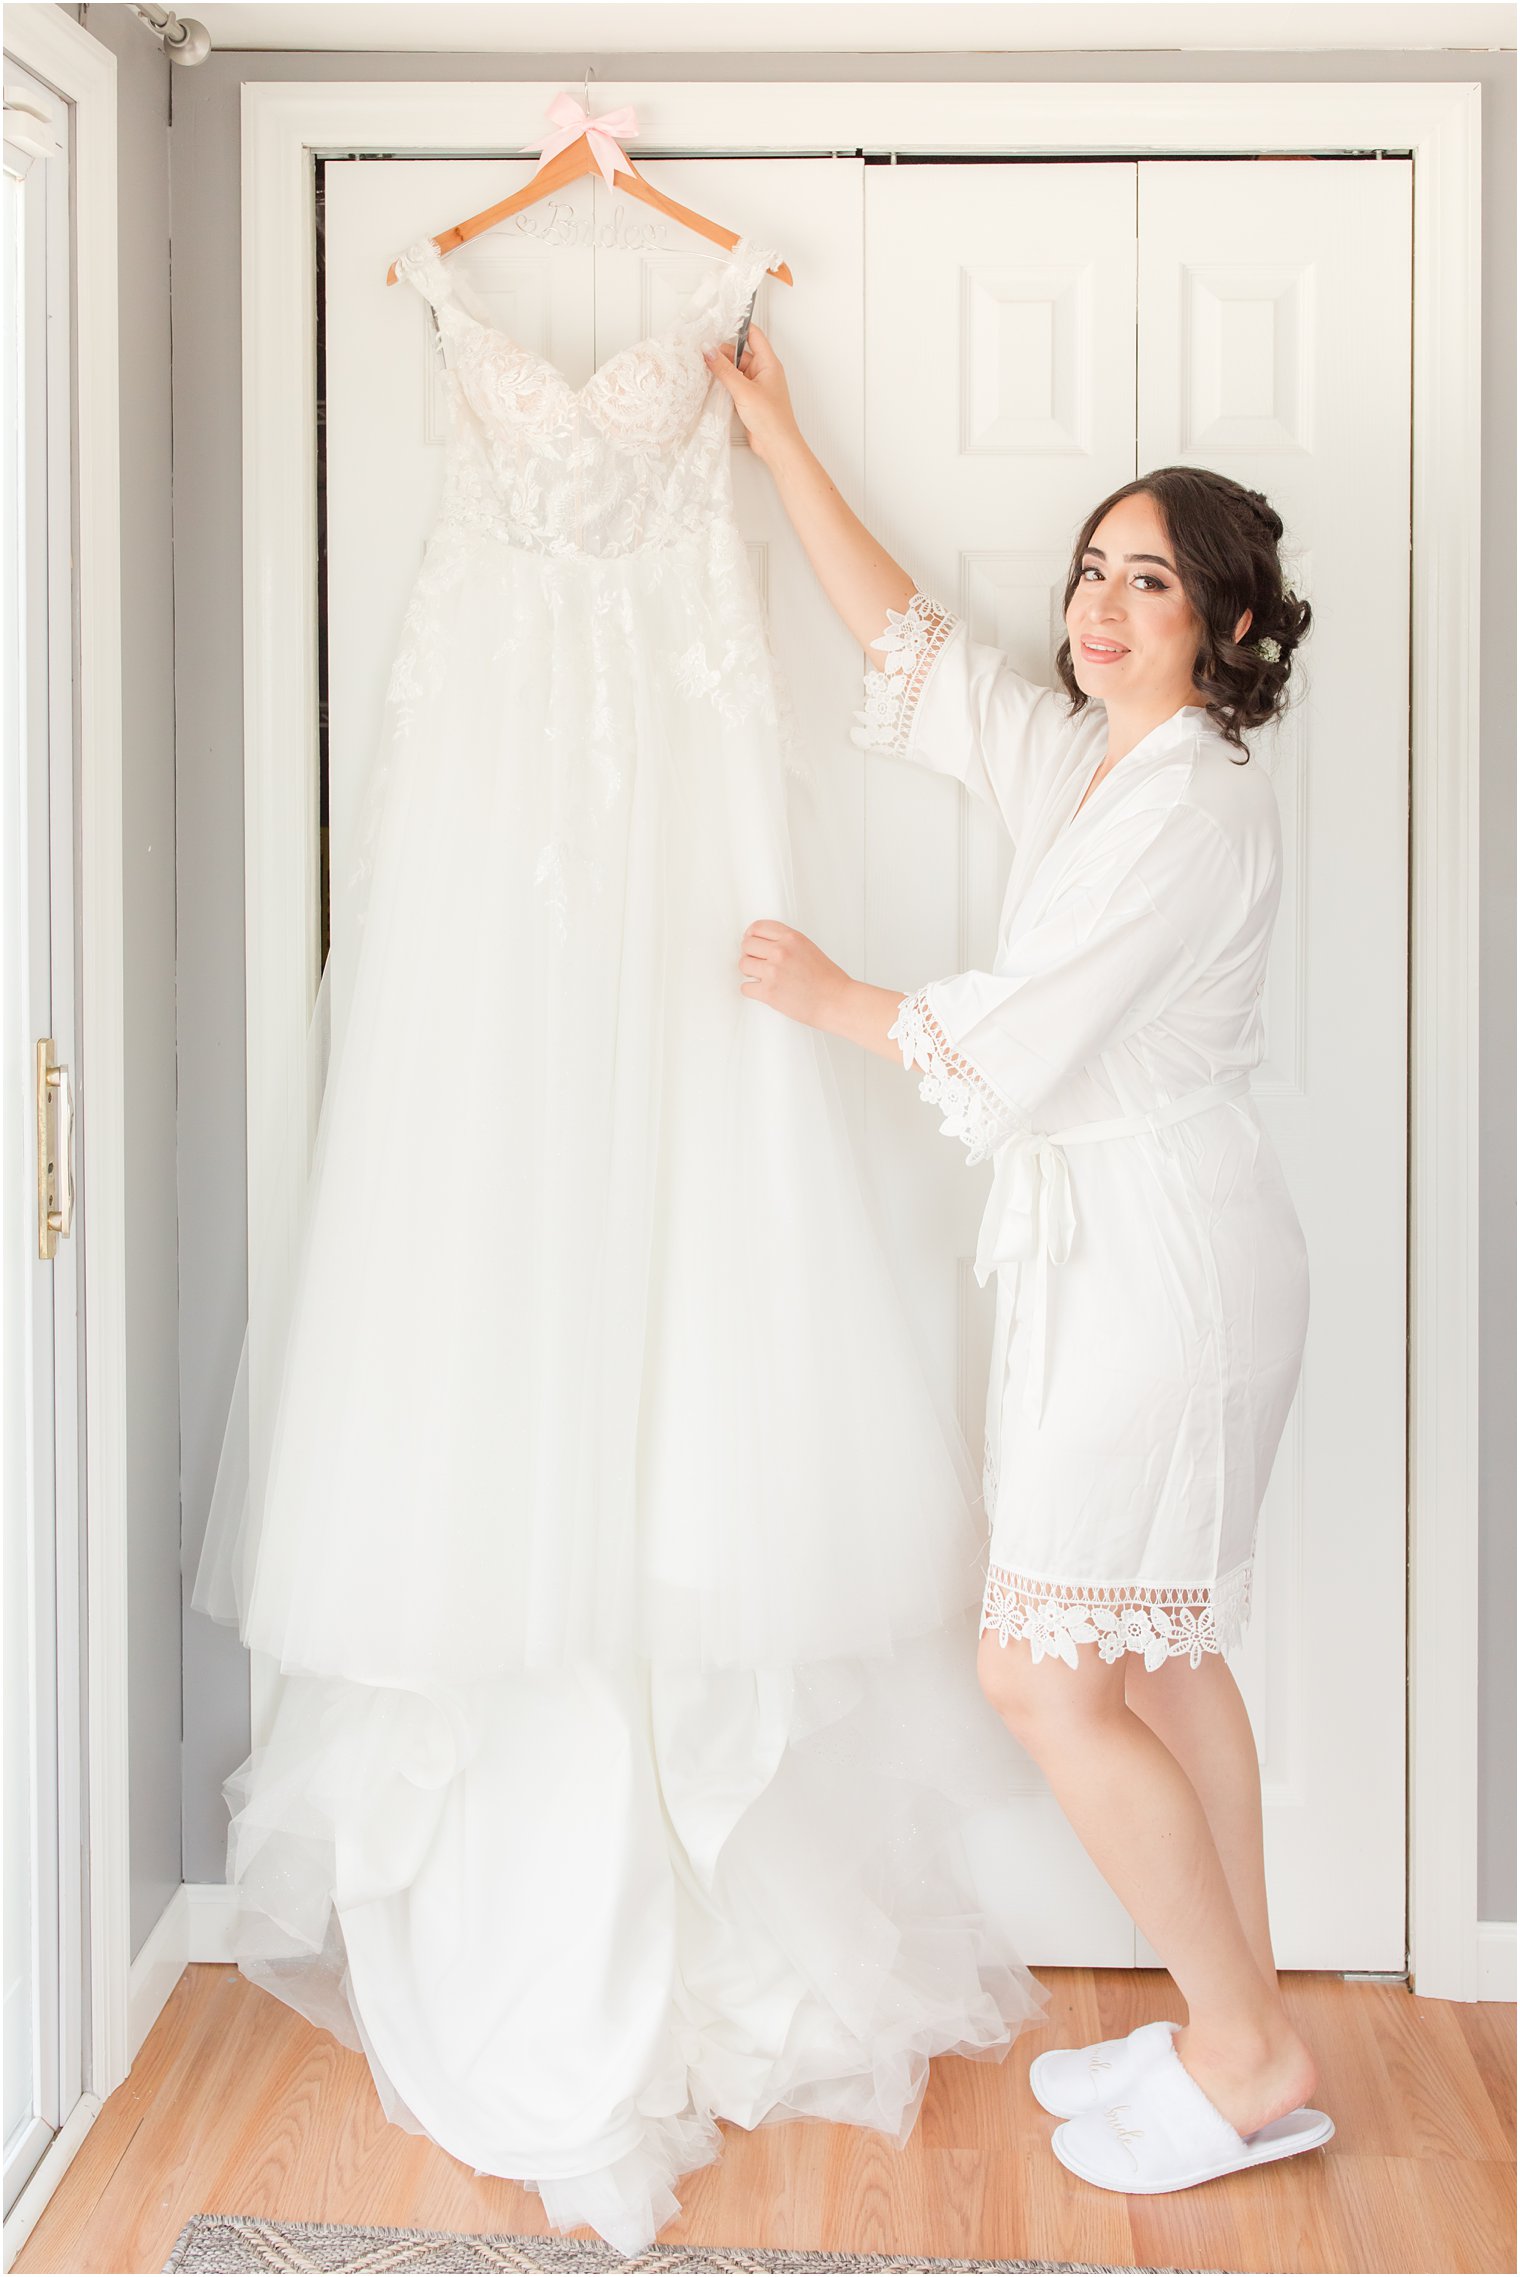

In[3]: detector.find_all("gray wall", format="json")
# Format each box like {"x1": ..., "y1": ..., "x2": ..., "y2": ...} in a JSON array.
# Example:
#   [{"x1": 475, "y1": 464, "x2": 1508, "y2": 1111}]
[
  {"x1": 166, "y1": 39, "x2": 1516, "y2": 1928},
  {"x1": 63, "y1": 2, "x2": 183, "y2": 1960},
  {"x1": 1476, "y1": 54, "x2": 1516, "y2": 1932}
]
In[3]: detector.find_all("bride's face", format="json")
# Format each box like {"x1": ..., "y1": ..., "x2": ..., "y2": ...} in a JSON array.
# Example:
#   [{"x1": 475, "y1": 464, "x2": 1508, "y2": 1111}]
[{"x1": 1065, "y1": 492, "x2": 1210, "y2": 711}]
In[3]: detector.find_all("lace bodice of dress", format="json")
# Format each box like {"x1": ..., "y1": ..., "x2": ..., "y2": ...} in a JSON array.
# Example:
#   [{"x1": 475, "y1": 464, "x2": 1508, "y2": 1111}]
[{"x1": 392, "y1": 233, "x2": 782, "y2": 559}]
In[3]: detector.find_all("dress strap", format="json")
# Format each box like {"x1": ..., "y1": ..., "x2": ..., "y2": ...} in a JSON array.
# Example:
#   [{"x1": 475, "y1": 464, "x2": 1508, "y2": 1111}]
[
  {"x1": 687, "y1": 238, "x2": 784, "y2": 350},
  {"x1": 392, "y1": 235, "x2": 476, "y2": 368},
  {"x1": 392, "y1": 235, "x2": 456, "y2": 310}
]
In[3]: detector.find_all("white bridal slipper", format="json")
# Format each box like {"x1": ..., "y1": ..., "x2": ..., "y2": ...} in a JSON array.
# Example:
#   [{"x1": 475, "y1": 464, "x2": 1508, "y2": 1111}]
[
  {"x1": 1049, "y1": 2019, "x2": 1335, "y2": 2194},
  {"x1": 1029, "y1": 2018, "x2": 1183, "y2": 2118}
]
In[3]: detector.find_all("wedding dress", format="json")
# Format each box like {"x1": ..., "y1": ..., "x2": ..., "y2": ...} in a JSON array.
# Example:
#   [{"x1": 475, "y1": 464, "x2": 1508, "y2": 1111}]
[{"x1": 190, "y1": 229, "x2": 1048, "y2": 2254}]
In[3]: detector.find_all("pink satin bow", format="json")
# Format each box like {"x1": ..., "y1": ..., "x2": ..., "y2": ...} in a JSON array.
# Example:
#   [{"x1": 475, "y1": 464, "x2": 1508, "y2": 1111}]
[{"x1": 527, "y1": 93, "x2": 640, "y2": 190}]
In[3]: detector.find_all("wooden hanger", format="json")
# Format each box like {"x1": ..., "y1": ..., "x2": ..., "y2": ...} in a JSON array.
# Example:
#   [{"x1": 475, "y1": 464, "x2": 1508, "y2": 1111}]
[{"x1": 384, "y1": 90, "x2": 793, "y2": 290}]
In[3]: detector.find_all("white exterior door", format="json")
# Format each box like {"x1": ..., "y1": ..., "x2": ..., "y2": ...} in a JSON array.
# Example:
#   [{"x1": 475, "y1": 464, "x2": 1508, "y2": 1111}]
[
  {"x1": 3, "y1": 59, "x2": 85, "y2": 2213},
  {"x1": 314, "y1": 150, "x2": 1408, "y2": 1968},
  {"x1": 861, "y1": 159, "x2": 1409, "y2": 1970}
]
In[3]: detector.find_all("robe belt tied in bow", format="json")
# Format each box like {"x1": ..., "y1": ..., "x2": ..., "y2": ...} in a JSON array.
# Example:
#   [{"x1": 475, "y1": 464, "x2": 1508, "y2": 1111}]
[{"x1": 978, "y1": 1071, "x2": 1253, "y2": 1428}]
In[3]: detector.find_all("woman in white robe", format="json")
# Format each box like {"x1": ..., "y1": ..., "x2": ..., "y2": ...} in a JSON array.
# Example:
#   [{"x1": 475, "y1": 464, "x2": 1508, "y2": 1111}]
[{"x1": 705, "y1": 332, "x2": 1330, "y2": 2193}]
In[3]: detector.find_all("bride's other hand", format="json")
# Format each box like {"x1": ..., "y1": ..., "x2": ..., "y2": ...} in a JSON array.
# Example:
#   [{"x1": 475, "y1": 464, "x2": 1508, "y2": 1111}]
[
  {"x1": 739, "y1": 920, "x2": 845, "y2": 1027},
  {"x1": 739, "y1": 922, "x2": 907, "y2": 1065},
  {"x1": 703, "y1": 325, "x2": 799, "y2": 467}
]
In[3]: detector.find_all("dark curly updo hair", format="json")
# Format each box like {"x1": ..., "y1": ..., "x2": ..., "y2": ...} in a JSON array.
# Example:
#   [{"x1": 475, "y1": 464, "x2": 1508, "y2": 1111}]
[{"x1": 1054, "y1": 467, "x2": 1312, "y2": 758}]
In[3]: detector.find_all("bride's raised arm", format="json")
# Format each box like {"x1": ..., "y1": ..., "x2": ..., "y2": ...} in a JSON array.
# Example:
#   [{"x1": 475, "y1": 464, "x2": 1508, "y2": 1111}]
[
  {"x1": 847, "y1": 594, "x2": 1072, "y2": 849},
  {"x1": 704, "y1": 324, "x2": 914, "y2": 651},
  {"x1": 704, "y1": 327, "x2": 1075, "y2": 849}
]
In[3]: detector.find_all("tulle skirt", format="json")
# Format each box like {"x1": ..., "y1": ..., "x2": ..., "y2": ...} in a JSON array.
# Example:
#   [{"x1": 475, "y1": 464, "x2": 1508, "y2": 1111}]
[
  {"x1": 226, "y1": 1628, "x2": 1049, "y2": 2254},
  {"x1": 190, "y1": 523, "x2": 1047, "y2": 2251},
  {"x1": 195, "y1": 523, "x2": 997, "y2": 1677}
]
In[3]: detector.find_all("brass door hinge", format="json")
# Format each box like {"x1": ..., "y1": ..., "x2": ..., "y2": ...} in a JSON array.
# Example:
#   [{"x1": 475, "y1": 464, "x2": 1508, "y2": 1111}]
[{"x1": 36, "y1": 1037, "x2": 74, "y2": 1260}]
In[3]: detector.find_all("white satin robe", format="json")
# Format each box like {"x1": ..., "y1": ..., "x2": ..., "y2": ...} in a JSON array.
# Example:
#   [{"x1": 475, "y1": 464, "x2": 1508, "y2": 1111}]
[{"x1": 852, "y1": 593, "x2": 1310, "y2": 1671}]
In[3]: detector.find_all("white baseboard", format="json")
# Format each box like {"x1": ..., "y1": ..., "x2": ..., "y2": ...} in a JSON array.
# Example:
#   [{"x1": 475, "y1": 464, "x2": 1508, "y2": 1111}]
[
  {"x1": 126, "y1": 1884, "x2": 254, "y2": 2060},
  {"x1": 1476, "y1": 1919, "x2": 1517, "y2": 2001},
  {"x1": 127, "y1": 1884, "x2": 189, "y2": 2064},
  {"x1": 117, "y1": 1885, "x2": 1520, "y2": 2056},
  {"x1": 181, "y1": 1888, "x2": 1520, "y2": 1996},
  {"x1": 186, "y1": 1878, "x2": 242, "y2": 1962}
]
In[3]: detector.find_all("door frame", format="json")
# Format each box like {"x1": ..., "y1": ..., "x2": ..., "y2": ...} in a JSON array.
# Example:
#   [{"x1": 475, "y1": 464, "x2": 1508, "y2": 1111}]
[
  {"x1": 1, "y1": 5, "x2": 131, "y2": 2260},
  {"x1": 236, "y1": 77, "x2": 1483, "y2": 1999}
]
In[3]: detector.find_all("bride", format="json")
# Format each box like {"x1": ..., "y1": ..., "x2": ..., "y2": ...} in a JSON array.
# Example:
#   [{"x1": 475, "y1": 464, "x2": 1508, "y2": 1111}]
[{"x1": 706, "y1": 321, "x2": 1330, "y2": 2197}]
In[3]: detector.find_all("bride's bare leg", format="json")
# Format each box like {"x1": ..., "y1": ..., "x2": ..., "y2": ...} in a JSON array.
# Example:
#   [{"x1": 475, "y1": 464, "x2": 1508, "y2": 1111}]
[
  {"x1": 977, "y1": 1630, "x2": 1316, "y2": 2138},
  {"x1": 1122, "y1": 1652, "x2": 1278, "y2": 1989}
]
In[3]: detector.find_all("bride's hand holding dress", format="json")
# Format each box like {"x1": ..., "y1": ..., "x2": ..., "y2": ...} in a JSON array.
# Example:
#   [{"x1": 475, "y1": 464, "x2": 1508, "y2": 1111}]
[
  {"x1": 739, "y1": 918, "x2": 908, "y2": 1064},
  {"x1": 705, "y1": 326, "x2": 921, "y2": 657}
]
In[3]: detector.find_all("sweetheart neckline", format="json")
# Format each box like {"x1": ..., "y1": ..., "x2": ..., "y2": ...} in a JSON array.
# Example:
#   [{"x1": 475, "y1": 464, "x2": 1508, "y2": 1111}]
[{"x1": 404, "y1": 231, "x2": 766, "y2": 403}]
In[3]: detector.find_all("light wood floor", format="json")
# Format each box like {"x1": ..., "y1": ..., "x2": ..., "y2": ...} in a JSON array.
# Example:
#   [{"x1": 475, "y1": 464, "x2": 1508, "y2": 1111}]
[{"x1": 15, "y1": 1964, "x2": 1515, "y2": 2275}]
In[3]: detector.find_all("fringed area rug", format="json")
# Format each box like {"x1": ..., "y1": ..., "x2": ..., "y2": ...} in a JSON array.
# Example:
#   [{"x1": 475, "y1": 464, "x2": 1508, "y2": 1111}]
[{"x1": 163, "y1": 2218, "x2": 1209, "y2": 2275}]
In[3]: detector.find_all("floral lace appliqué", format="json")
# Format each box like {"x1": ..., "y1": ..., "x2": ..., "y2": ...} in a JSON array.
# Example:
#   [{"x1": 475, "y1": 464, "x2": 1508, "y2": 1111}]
[
  {"x1": 390, "y1": 233, "x2": 782, "y2": 562},
  {"x1": 851, "y1": 590, "x2": 960, "y2": 755},
  {"x1": 674, "y1": 641, "x2": 722, "y2": 700},
  {"x1": 370, "y1": 237, "x2": 808, "y2": 942},
  {"x1": 979, "y1": 1563, "x2": 1254, "y2": 1671},
  {"x1": 888, "y1": 987, "x2": 1017, "y2": 1167}
]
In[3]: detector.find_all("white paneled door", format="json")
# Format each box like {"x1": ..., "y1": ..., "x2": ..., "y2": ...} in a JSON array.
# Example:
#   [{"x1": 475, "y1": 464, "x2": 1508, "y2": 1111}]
[
  {"x1": 3, "y1": 61, "x2": 85, "y2": 2213},
  {"x1": 314, "y1": 153, "x2": 1408, "y2": 1970},
  {"x1": 1137, "y1": 160, "x2": 1410, "y2": 1971}
]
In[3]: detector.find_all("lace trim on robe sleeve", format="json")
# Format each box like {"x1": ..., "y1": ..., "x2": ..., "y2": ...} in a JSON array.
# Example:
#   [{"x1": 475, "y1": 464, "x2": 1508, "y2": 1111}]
[
  {"x1": 850, "y1": 592, "x2": 960, "y2": 755},
  {"x1": 887, "y1": 987, "x2": 1017, "y2": 1167}
]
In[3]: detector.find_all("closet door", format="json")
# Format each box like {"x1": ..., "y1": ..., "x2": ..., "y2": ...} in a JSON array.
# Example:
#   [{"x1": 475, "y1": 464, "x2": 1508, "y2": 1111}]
[
  {"x1": 863, "y1": 161, "x2": 1144, "y2": 1965},
  {"x1": 1137, "y1": 159, "x2": 1409, "y2": 1970},
  {"x1": 863, "y1": 159, "x2": 1410, "y2": 1968}
]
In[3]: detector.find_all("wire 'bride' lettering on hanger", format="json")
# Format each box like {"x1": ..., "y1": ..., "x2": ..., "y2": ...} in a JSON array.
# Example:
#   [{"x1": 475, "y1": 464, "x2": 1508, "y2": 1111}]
[{"x1": 508, "y1": 200, "x2": 676, "y2": 254}]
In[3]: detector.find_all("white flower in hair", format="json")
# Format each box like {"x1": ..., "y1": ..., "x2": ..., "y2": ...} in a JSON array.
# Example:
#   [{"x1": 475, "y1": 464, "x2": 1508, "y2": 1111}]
[{"x1": 1253, "y1": 634, "x2": 1282, "y2": 662}]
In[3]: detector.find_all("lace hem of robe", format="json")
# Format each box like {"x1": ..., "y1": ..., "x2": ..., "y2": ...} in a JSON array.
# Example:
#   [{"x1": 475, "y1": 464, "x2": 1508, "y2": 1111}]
[
  {"x1": 978, "y1": 1562, "x2": 1254, "y2": 1671},
  {"x1": 850, "y1": 591, "x2": 960, "y2": 755},
  {"x1": 887, "y1": 987, "x2": 1016, "y2": 1167}
]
